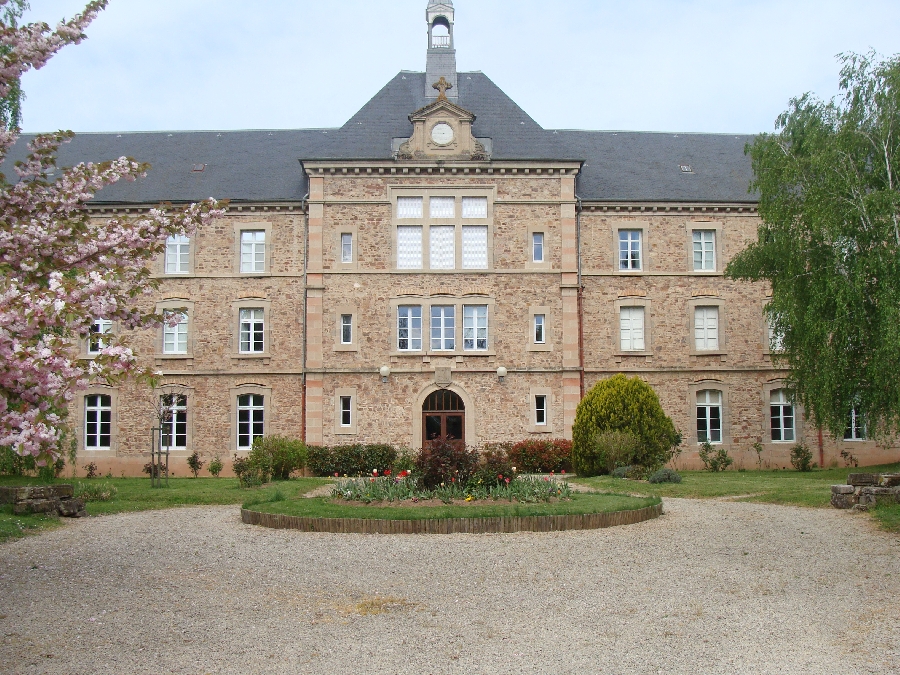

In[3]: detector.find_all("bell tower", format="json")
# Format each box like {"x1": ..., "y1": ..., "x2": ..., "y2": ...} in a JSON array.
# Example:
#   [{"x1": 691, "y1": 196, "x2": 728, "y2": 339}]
[{"x1": 425, "y1": 0, "x2": 458, "y2": 101}]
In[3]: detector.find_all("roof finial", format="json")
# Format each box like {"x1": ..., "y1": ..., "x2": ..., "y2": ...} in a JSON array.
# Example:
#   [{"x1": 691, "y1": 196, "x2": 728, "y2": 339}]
[{"x1": 432, "y1": 77, "x2": 453, "y2": 102}]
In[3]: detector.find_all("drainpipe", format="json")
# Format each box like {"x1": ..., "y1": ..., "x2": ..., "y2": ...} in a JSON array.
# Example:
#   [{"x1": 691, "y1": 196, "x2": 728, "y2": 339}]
[
  {"x1": 300, "y1": 188, "x2": 310, "y2": 444},
  {"x1": 576, "y1": 193, "x2": 585, "y2": 399}
]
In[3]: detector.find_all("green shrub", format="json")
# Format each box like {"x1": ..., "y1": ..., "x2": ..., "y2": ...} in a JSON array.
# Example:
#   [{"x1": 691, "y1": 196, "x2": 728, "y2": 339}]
[
  {"x1": 232, "y1": 455, "x2": 265, "y2": 488},
  {"x1": 648, "y1": 468, "x2": 683, "y2": 484},
  {"x1": 572, "y1": 375, "x2": 680, "y2": 476},
  {"x1": 306, "y1": 444, "x2": 398, "y2": 477},
  {"x1": 393, "y1": 448, "x2": 417, "y2": 473},
  {"x1": 470, "y1": 443, "x2": 514, "y2": 487},
  {"x1": 75, "y1": 481, "x2": 118, "y2": 502},
  {"x1": 507, "y1": 439, "x2": 572, "y2": 473},
  {"x1": 415, "y1": 436, "x2": 479, "y2": 489},
  {"x1": 610, "y1": 465, "x2": 632, "y2": 479},
  {"x1": 186, "y1": 451, "x2": 205, "y2": 478},
  {"x1": 698, "y1": 441, "x2": 733, "y2": 472},
  {"x1": 0, "y1": 446, "x2": 35, "y2": 476},
  {"x1": 208, "y1": 455, "x2": 224, "y2": 478},
  {"x1": 249, "y1": 436, "x2": 307, "y2": 481},
  {"x1": 790, "y1": 443, "x2": 814, "y2": 472},
  {"x1": 574, "y1": 430, "x2": 643, "y2": 477}
]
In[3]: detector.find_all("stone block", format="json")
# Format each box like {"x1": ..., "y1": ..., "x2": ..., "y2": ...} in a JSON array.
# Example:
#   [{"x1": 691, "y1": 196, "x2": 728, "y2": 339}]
[
  {"x1": 847, "y1": 473, "x2": 879, "y2": 487},
  {"x1": 57, "y1": 498, "x2": 86, "y2": 518},
  {"x1": 859, "y1": 487, "x2": 900, "y2": 507},
  {"x1": 832, "y1": 485, "x2": 856, "y2": 495},
  {"x1": 12, "y1": 498, "x2": 61, "y2": 515},
  {"x1": 831, "y1": 492, "x2": 859, "y2": 509},
  {"x1": 50, "y1": 485, "x2": 74, "y2": 499},
  {"x1": 879, "y1": 474, "x2": 900, "y2": 488}
]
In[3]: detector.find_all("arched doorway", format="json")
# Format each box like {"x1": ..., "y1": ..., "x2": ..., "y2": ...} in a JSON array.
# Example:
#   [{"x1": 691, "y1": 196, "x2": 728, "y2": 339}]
[{"x1": 423, "y1": 390, "x2": 465, "y2": 446}]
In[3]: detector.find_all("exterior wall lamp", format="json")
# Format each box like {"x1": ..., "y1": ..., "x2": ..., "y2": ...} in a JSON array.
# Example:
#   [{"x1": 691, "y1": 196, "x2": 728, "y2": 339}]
[
  {"x1": 497, "y1": 366, "x2": 507, "y2": 383},
  {"x1": 380, "y1": 366, "x2": 391, "y2": 383}
]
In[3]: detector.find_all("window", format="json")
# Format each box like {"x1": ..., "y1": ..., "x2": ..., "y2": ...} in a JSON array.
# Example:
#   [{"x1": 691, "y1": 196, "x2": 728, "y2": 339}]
[
  {"x1": 341, "y1": 233, "x2": 353, "y2": 264},
  {"x1": 239, "y1": 309, "x2": 265, "y2": 354},
  {"x1": 340, "y1": 314, "x2": 353, "y2": 345},
  {"x1": 160, "y1": 394, "x2": 187, "y2": 451},
  {"x1": 88, "y1": 318, "x2": 113, "y2": 355},
  {"x1": 767, "y1": 320, "x2": 784, "y2": 353},
  {"x1": 462, "y1": 226, "x2": 488, "y2": 269},
  {"x1": 84, "y1": 395, "x2": 112, "y2": 450},
  {"x1": 463, "y1": 305, "x2": 488, "y2": 351},
  {"x1": 845, "y1": 409, "x2": 867, "y2": 441},
  {"x1": 534, "y1": 314, "x2": 546, "y2": 344},
  {"x1": 430, "y1": 226, "x2": 455, "y2": 269},
  {"x1": 165, "y1": 235, "x2": 190, "y2": 274},
  {"x1": 620, "y1": 307, "x2": 646, "y2": 352},
  {"x1": 240, "y1": 230, "x2": 266, "y2": 273},
  {"x1": 237, "y1": 394, "x2": 264, "y2": 450},
  {"x1": 693, "y1": 231, "x2": 716, "y2": 271},
  {"x1": 696, "y1": 390, "x2": 723, "y2": 444},
  {"x1": 397, "y1": 197, "x2": 423, "y2": 219},
  {"x1": 431, "y1": 306, "x2": 455, "y2": 351},
  {"x1": 397, "y1": 226, "x2": 423, "y2": 269},
  {"x1": 619, "y1": 230, "x2": 642, "y2": 271},
  {"x1": 535, "y1": 395, "x2": 547, "y2": 426},
  {"x1": 694, "y1": 307, "x2": 719, "y2": 351},
  {"x1": 770, "y1": 389, "x2": 795, "y2": 442},
  {"x1": 340, "y1": 396, "x2": 352, "y2": 427},
  {"x1": 532, "y1": 232, "x2": 545, "y2": 264},
  {"x1": 398, "y1": 306, "x2": 423, "y2": 351},
  {"x1": 430, "y1": 196, "x2": 455, "y2": 219},
  {"x1": 462, "y1": 196, "x2": 488, "y2": 219},
  {"x1": 163, "y1": 313, "x2": 188, "y2": 355}
]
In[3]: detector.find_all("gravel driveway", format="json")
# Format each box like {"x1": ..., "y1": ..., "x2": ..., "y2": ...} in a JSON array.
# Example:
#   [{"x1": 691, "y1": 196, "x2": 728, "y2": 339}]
[{"x1": 1, "y1": 499, "x2": 898, "y2": 675}]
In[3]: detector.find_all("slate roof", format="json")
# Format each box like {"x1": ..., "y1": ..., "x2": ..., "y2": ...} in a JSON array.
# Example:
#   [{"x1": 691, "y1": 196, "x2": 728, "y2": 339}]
[{"x1": 3, "y1": 71, "x2": 757, "y2": 204}]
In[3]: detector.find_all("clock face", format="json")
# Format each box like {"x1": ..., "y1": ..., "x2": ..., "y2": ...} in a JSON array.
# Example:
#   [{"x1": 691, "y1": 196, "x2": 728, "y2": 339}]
[{"x1": 431, "y1": 123, "x2": 454, "y2": 146}]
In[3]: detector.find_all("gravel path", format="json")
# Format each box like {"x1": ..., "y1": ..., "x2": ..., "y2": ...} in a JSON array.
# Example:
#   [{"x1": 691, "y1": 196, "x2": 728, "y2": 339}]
[{"x1": 1, "y1": 499, "x2": 898, "y2": 675}]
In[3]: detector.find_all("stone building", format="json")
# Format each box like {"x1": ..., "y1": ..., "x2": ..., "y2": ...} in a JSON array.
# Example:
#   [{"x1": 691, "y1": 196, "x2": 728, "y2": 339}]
[{"x1": 42, "y1": 0, "x2": 895, "y2": 473}]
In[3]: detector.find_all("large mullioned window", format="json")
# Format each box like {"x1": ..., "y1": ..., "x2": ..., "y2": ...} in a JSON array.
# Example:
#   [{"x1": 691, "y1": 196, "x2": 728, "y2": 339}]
[
  {"x1": 696, "y1": 390, "x2": 722, "y2": 444},
  {"x1": 84, "y1": 395, "x2": 112, "y2": 450}
]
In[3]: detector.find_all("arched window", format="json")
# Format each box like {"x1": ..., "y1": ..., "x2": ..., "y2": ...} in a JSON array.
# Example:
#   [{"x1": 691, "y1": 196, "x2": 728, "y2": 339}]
[
  {"x1": 770, "y1": 389, "x2": 795, "y2": 442},
  {"x1": 423, "y1": 390, "x2": 465, "y2": 445},
  {"x1": 696, "y1": 390, "x2": 722, "y2": 444},
  {"x1": 431, "y1": 18, "x2": 450, "y2": 48}
]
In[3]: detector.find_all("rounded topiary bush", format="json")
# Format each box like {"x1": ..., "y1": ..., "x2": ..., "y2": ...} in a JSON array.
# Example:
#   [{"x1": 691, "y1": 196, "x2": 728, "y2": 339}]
[
  {"x1": 572, "y1": 375, "x2": 680, "y2": 477},
  {"x1": 648, "y1": 468, "x2": 682, "y2": 484}
]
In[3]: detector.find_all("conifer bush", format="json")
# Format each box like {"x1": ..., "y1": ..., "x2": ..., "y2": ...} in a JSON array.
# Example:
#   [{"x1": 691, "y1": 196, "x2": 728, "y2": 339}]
[{"x1": 572, "y1": 375, "x2": 680, "y2": 476}]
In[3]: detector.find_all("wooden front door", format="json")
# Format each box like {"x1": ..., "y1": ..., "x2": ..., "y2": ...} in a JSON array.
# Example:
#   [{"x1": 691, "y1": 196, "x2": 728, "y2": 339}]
[{"x1": 423, "y1": 390, "x2": 465, "y2": 446}]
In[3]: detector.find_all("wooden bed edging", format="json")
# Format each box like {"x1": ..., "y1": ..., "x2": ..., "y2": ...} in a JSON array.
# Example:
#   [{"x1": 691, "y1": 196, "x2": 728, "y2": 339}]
[{"x1": 240, "y1": 502, "x2": 663, "y2": 534}]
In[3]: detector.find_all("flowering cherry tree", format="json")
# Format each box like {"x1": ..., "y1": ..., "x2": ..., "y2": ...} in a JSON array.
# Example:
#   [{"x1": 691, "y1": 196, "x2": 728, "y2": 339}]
[{"x1": 0, "y1": 0, "x2": 225, "y2": 461}]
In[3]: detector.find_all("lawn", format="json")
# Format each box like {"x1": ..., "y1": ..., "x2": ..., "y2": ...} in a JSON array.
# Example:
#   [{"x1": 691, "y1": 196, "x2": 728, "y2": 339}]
[
  {"x1": 0, "y1": 475, "x2": 329, "y2": 543},
  {"x1": 247, "y1": 491, "x2": 659, "y2": 521}
]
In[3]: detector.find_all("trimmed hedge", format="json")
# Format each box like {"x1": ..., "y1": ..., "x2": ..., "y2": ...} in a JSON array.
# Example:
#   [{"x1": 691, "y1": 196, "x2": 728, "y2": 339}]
[
  {"x1": 307, "y1": 444, "x2": 398, "y2": 477},
  {"x1": 572, "y1": 375, "x2": 680, "y2": 477},
  {"x1": 507, "y1": 439, "x2": 572, "y2": 473}
]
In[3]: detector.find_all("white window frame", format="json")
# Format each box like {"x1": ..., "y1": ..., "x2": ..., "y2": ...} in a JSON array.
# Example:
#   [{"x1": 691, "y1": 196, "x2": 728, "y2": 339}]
[
  {"x1": 532, "y1": 232, "x2": 545, "y2": 264},
  {"x1": 619, "y1": 230, "x2": 642, "y2": 271},
  {"x1": 88, "y1": 318, "x2": 113, "y2": 355},
  {"x1": 398, "y1": 305, "x2": 423, "y2": 352},
  {"x1": 696, "y1": 390, "x2": 723, "y2": 445},
  {"x1": 692, "y1": 230, "x2": 716, "y2": 272},
  {"x1": 397, "y1": 196, "x2": 424, "y2": 219},
  {"x1": 165, "y1": 234, "x2": 191, "y2": 275},
  {"x1": 429, "y1": 225, "x2": 456, "y2": 269},
  {"x1": 334, "y1": 387, "x2": 359, "y2": 435},
  {"x1": 619, "y1": 306, "x2": 646, "y2": 352},
  {"x1": 340, "y1": 314, "x2": 353, "y2": 345},
  {"x1": 534, "y1": 314, "x2": 546, "y2": 345},
  {"x1": 769, "y1": 389, "x2": 795, "y2": 443},
  {"x1": 239, "y1": 308, "x2": 266, "y2": 354},
  {"x1": 160, "y1": 394, "x2": 188, "y2": 452},
  {"x1": 463, "y1": 305, "x2": 488, "y2": 352},
  {"x1": 163, "y1": 312, "x2": 189, "y2": 355},
  {"x1": 340, "y1": 233, "x2": 353, "y2": 264},
  {"x1": 240, "y1": 230, "x2": 267, "y2": 274},
  {"x1": 694, "y1": 306, "x2": 720, "y2": 351},
  {"x1": 84, "y1": 394, "x2": 112, "y2": 451},
  {"x1": 535, "y1": 395, "x2": 548, "y2": 426},
  {"x1": 237, "y1": 393, "x2": 265, "y2": 451},
  {"x1": 397, "y1": 226, "x2": 424, "y2": 270},
  {"x1": 845, "y1": 409, "x2": 867, "y2": 441},
  {"x1": 431, "y1": 305, "x2": 456, "y2": 351},
  {"x1": 340, "y1": 396, "x2": 352, "y2": 427}
]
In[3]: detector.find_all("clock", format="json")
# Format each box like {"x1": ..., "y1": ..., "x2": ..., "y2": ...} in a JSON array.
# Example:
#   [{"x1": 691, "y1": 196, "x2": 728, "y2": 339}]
[{"x1": 431, "y1": 123, "x2": 454, "y2": 146}]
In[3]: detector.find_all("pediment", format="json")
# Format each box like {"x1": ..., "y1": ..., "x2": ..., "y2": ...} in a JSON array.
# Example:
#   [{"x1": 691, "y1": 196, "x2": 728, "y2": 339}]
[
  {"x1": 397, "y1": 98, "x2": 488, "y2": 161},
  {"x1": 409, "y1": 98, "x2": 475, "y2": 124}
]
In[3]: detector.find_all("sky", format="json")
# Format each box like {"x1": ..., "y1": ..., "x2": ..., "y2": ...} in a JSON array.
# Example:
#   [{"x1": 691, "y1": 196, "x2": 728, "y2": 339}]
[{"x1": 17, "y1": 0, "x2": 900, "y2": 135}]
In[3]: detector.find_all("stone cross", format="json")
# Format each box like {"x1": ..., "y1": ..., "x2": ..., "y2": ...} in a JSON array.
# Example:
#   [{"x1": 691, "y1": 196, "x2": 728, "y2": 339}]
[{"x1": 433, "y1": 77, "x2": 453, "y2": 101}]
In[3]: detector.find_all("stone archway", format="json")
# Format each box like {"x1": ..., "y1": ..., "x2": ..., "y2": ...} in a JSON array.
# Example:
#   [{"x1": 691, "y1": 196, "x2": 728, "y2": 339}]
[{"x1": 422, "y1": 389, "x2": 465, "y2": 446}]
